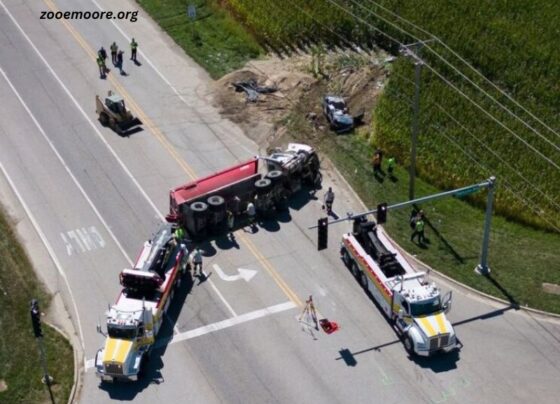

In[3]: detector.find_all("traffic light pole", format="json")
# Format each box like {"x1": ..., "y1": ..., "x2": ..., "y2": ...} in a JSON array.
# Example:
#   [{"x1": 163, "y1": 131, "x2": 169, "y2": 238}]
[
  {"x1": 312, "y1": 176, "x2": 497, "y2": 276},
  {"x1": 37, "y1": 336, "x2": 55, "y2": 404},
  {"x1": 475, "y1": 176, "x2": 496, "y2": 275},
  {"x1": 30, "y1": 300, "x2": 55, "y2": 404}
]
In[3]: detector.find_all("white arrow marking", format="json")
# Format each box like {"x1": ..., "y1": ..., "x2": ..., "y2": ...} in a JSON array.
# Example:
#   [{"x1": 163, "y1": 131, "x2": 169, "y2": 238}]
[{"x1": 213, "y1": 264, "x2": 257, "y2": 282}]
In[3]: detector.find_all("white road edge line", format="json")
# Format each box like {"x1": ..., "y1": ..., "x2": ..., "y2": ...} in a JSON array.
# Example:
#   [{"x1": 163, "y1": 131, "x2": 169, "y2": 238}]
[
  {"x1": 0, "y1": 0, "x2": 164, "y2": 223},
  {"x1": 0, "y1": 162, "x2": 85, "y2": 350},
  {"x1": 1, "y1": 0, "x2": 237, "y2": 318},
  {"x1": 0, "y1": 67, "x2": 133, "y2": 267},
  {"x1": 84, "y1": 301, "x2": 296, "y2": 370},
  {"x1": 90, "y1": 0, "x2": 254, "y2": 156}
]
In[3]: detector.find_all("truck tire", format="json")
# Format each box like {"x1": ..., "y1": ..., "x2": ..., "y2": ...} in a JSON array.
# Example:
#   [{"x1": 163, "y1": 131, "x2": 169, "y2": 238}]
[
  {"x1": 207, "y1": 195, "x2": 225, "y2": 211},
  {"x1": 190, "y1": 201, "x2": 208, "y2": 216},
  {"x1": 99, "y1": 112, "x2": 109, "y2": 126},
  {"x1": 254, "y1": 178, "x2": 272, "y2": 194},
  {"x1": 404, "y1": 336, "x2": 415, "y2": 355},
  {"x1": 266, "y1": 170, "x2": 283, "y2": 185},
  {"x1": 351, "y1": 262, "x2": 360, "y2": 279},
  {"x1": 360, "y1": 272, "x2": 368, "y2": 289},
  {"x1": 341, "y1": 248, "x2": 351, "y2": 268}
]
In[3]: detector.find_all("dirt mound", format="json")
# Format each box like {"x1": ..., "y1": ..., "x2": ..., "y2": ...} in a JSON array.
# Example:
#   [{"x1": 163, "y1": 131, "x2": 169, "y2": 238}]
[{"x1": 211, "y1": 51, "x2": 389, "y2": 148}]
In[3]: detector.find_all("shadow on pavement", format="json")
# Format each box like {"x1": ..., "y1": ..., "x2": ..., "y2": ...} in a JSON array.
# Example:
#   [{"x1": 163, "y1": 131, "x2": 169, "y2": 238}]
[
  {"x1": 452, "y1": 304, "x2": 519, "y2": 328},
  {"x1": 98, "y1": 273, "x2": 194, "y2": 399}
]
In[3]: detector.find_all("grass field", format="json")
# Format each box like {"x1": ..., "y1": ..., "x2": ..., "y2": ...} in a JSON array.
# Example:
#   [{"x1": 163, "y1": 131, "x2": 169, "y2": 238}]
[
  {"x1": 0, "y1": 208, "x2": 74, "y2": 403},
  {"x1": 137, "y1": 0, "x2": 263, "y2": 78}
]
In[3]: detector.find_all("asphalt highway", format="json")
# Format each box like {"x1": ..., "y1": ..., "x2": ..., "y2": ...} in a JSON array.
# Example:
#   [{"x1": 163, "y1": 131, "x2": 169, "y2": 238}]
[{"x1": 0, "y1": 1, "x2": 559, "y2": 403}]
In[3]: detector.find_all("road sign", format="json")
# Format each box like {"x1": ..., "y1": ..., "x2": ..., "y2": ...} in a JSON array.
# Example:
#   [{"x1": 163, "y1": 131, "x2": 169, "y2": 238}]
[{"x1": 187, "y1": 4, "x2": 196, "y2": 20}]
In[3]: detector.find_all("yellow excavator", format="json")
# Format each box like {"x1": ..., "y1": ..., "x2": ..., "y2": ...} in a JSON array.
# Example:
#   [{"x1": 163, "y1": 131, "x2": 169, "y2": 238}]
[{"x1": 96, "y1": 91, "x2": 141, "y2": 135}]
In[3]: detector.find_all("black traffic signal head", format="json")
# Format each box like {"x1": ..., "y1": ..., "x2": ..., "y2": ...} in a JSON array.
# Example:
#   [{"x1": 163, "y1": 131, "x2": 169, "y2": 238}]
[
  {"x1": 376, "y1": 203, "x2": 388, "y2": 224},
  {"x1": 318, "y1": 217, "x2": 328, "y2": 250},
  {"x1": 30, "y1": 299, "x2": 43, "y2": 338}
]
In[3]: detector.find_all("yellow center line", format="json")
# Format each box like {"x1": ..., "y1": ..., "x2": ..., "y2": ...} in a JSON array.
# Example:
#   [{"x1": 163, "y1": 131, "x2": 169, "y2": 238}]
[{"x1": 44, "y1": 0, "x2": 302, "y2": 307}]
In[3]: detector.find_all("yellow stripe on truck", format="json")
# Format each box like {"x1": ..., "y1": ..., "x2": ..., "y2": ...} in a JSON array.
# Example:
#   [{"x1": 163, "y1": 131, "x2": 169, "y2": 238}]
[
  {"x1": 102, "y1": 338, "x2": 133, "y2": 364},
  {"x1": 417, "y1": 316, "x2": 437, "y2": 337},
  {"x1": 434, "y1": 312, "x2": 449, "y2": 334}
]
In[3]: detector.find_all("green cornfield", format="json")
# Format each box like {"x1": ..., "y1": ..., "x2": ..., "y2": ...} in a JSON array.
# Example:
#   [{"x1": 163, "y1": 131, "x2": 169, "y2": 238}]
[{"x1": 222, "y1": 0, "x2": 560, "y2": 231}]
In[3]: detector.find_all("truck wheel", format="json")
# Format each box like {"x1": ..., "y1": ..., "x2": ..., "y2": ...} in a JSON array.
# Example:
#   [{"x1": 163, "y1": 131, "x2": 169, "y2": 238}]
[
  {"x1": 360, "y1": 272, "x2": 368, "y2": 289},
  {"x1": 99, "y1": 112, "x2": 109, "y2": 126},
  {"x1": 341, "y1": 249, "x2": 351, "y2": 268},
  {"x1": 207, "y1": 195, "x2": 225, "y2": 210},
  {"x1": 254, "y1": 178, "x2": 272, "y2": 194},
  {"x1": 351, "y1": 262, "x2": 360, "y2": 279},
  {"x1": 190, "y1": 201, "x2": 208, "y2": 215},
  {"x1": 266, "y1": 170, "x2": 283, "y2": 185},
  {"x1": 404, "y1": 336, "x2": 414, "y2": 354}
]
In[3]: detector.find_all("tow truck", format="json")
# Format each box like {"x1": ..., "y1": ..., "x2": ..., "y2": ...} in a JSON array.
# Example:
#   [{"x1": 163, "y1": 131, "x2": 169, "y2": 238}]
[
  {"x1": 167, "y1": 143, "x2": 321, "y2": 239},
  {"x1": 95, "y1": 223, "x2": 188, "y2": 382},
  {"x1": 340, "y1": 218, "x2": 457, "y2": 356}
]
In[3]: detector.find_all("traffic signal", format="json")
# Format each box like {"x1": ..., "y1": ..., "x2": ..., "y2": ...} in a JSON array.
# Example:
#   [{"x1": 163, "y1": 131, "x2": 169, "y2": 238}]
[
  {"x1": 30, "y1": 299, "x2": 43, "y2": 338},
  {"x1": 318, "y1": 217, "x2": 328, "y2": 250},
  {"x1": 376, "y1": 203, "x2": 388, "y2": 224}
]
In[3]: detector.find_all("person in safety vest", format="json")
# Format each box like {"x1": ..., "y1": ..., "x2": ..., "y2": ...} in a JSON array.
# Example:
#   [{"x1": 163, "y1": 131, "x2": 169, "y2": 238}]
[{"x1": 410, "y1": 217, "x2": 425, "y2": 244}]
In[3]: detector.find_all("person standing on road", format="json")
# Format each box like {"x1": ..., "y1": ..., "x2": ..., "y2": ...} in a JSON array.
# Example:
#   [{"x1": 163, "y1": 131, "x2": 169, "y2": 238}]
[
  {"x1": 130, "y1": 38, "x2": 138, "y2": 62},
  {"x1": 97, "y1": 56, "x2": 105, "y2": 78},
  {"x1": 323, "y1": 187, "x2": 335, "y2": 215},
  {"x1": 190, "y1": 247, "x2": 203, "y2": 276},
  {"x1": 98, "y1": 46, "x2": 107, "y2": 62},
  {"x1": 110, "y1": 42, "x2": 118, "y2": 65},
  {"x1": 117, "y1": 50, "x2": 124, "y2": 70},
  {"x1": 226, "y1": 210, "x2": 235, "y2": 236},
  {"x1": 246, "y1": 201, "x2": 256, "y2": 228}
]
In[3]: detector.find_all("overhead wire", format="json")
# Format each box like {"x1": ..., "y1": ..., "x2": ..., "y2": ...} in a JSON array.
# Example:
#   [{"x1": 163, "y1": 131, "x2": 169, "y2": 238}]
[
  {"x1": 349, "y1": 0, "x2": 560, "y2": 151},
  {"x1": 359, "y1": 0, "x2": 560, "y2": 141},
  {"x1": 322, "y1": 0, "x2": 560, "y2": 171}
]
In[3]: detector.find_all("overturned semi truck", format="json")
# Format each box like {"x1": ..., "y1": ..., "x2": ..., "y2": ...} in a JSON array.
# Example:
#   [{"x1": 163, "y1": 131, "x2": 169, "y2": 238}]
[{"x1": 167, "y1": 143, "x2": 321, "y2": 239}]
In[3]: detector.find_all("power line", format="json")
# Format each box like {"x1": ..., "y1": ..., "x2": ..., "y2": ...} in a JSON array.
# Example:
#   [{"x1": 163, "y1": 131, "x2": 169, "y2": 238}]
[
  {"x1": 353, "y1": 0, "x2": 560, "y2": 148},
  {"x1": 323, "y1": 0, "x2": 560, "y2": 171},
  {"x1": 359, "y1": 0, "x2": 560, "y2": 141}
]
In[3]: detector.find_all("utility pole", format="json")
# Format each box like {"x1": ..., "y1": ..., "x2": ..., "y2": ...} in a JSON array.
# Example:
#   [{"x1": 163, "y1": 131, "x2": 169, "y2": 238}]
[{"x1": 400, "y1": 40, "x2": 433, "y2": 200}]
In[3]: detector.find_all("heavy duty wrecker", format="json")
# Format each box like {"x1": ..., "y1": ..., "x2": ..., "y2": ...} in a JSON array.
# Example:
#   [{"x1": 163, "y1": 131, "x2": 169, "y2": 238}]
[
  {"x1": 167, "y1": 143, "x2": 321, "y2": 239},
  {"x1": 340, "y1": 218, "x2": 457, "y2": 356},
  {"x1": 95, "y1": 223, "x2": 188, "y2": 382}
]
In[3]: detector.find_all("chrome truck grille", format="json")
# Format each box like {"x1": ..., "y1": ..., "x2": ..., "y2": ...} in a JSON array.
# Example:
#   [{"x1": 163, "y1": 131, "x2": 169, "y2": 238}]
[
  {"x1": 429, "y1": 334, "x2": 450, "y2": 351},
  {"x1": 105, "y1": 362, "x2": 123, "y2": 375}
]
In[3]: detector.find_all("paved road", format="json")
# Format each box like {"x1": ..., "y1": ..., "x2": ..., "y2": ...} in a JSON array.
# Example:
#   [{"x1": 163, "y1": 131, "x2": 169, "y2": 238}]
[{"x1": 1, "y1": 0, "x2": 559, "y2": 403}]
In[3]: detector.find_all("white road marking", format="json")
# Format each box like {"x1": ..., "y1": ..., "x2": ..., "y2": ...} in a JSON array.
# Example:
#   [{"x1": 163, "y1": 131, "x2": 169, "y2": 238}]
[
  {"x1": 203, "y1": 270, "x2": 237, "y2": 317},
  {"x1": 91, "y1": 0, "x2": 254, "y2": 156},
  {"x1": 84, "y1": 301, "x2": 297, "y2": 371},
  {"x1": 213, "y1": 264, "x2": 258, "y2": 282},
  {"x1": 60, "y1": 232, "x2": 75, "y2": 256},
  {"x1": 0, "y1": 66, "x2": 133, "y2": 266},
  {"x1": 60, "y1": 226, "x2": 106, "y2": 256},
  {"x1": 0, "y1": 162, "x2": 85, "y2": 350},
  {"x1": 85, "y1": 358, "x2": 95, "y2": 371},
  {"x1": 167, "y1": 301, "x2": 296, "y2": 345},
  {"x1": 0, "y1": 0, "x2": 163, "y2": 223},
  {"x1": 0, "y1": 1, "x2": 237, "y2": 319}
]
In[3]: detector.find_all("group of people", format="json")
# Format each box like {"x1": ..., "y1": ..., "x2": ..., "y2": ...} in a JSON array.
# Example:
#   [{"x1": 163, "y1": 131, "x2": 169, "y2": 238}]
[
  {"x1": 96, "y1": 38, "x2": 139, "y2": 78},
  {"x1": 372, "y1": 149, "x2": 396, "y2": 180}
]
